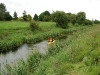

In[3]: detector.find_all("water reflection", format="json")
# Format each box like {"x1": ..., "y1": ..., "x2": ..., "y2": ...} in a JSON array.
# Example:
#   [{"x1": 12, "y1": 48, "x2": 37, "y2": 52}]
[{"x1": 0, "y1": 40, "x2": 48, "y2": 71}]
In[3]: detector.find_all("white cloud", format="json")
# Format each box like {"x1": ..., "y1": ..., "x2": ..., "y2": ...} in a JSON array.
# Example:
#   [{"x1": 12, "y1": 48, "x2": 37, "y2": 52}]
[{"x1": 0, "y1": 0, "x2": 100, "y2": 20}]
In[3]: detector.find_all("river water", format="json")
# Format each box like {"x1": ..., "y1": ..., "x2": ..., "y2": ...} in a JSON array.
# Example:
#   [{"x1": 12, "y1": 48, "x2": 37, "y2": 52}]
[{"x1": 0, "y1": 40, "x2": 48, "y2": 71}]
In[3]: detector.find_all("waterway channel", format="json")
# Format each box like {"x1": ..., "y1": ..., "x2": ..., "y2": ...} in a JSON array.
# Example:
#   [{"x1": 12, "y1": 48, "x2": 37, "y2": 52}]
[{"x1": 0, "y1": 40, "x2": 48, "y2": 71}]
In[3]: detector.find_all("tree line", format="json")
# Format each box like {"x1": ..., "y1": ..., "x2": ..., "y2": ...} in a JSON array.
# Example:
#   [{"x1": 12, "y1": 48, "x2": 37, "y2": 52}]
[{"x1": 0, "y1": 3, "x2": 100, "y2": 28}]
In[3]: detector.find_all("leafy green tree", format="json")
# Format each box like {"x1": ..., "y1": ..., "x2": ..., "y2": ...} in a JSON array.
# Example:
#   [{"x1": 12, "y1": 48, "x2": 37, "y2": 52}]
[
  {"x1": 76, "y1": 12, "x2": 86, "y2": 25},
  {"x1": 39, "y1": 13, "x2": 44, "y2": 21},
  {"x1": 39, "y1": 10, "x2": 51, "y2": 21},
  {"x1": 43, "y1": 15, "x2": 50, "y2": 22},
  {"x1": 0, "y1": 3, "x2": 6, "y2": 20},
  {"x1": 94, "y1": 19, "x2": 100, "y2": 24},
  {"x1": 44, "y1": 10, "x2": 50, "y2": 16},
  {"x1": 28, "y1": 14, "x2": 32, "y2": 21},
  {"x1": 52, "y1": 11, "x2": 69, "y2": 28},
  {"x1": 34, "y1": 14, "x2": 38, "y2": 21},
  {"x1": 83, "y1": 19, "x2": 93, "y2": 25},
  {"x1": 70, "y1": 14, "x2": 77, "y2": 25},
  {"x1": 13, "y1": 11, "x2": 18, "y2": 20},
  {"x1": 66, "y1": 13, "x2": 72, "y2": 22},
  {"x1": 4, "y1": 12, "x2": 12, "y2": 21},
  {"x1": 23, "y1": 10, "x2": 28, "y2": 21}
]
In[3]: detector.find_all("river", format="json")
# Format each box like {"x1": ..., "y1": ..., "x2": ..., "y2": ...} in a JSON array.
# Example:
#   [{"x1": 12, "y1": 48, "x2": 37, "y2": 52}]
[{"x1": 0, "y1": 40, "x2": 48, "y2": 72}]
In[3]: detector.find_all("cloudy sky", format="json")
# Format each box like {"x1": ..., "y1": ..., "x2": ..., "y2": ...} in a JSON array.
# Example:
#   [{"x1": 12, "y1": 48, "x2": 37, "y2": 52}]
[{"x1": 1, "y1": 0, "x2": 100, "y2": 20}]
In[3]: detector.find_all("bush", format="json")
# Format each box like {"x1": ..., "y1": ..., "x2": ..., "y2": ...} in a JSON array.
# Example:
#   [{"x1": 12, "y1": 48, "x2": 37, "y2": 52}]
[
  {"x1": 83, "y1": 19, "x2": 93, "y2": 25},
  {"x1": 94, "y1": 19, "x2": 100, "y2": 24},
  {"x1": 30, "y1": 21, "x2": 39, "y2": 31},
  {"x1": 18, "y1": 17, "x2": 24, "y2": 21},
  {"x1": 52, "y1": 11, "x2": 69, "y2": 28}
]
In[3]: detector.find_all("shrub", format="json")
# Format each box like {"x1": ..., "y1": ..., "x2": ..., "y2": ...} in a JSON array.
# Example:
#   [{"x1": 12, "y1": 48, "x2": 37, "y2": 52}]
[
  {"x1": 52, "y1": 11, "x2": 69, "y2": 28},
  {"x1": 94, "y1": 19, "x2": 100, "y2": 24},
  {"x1": 18, "y1": 17, "x2": 24, "y2": 21},
  {"x1": 84, "y1": 19, "x2": 93, "y2": 25},
  {"x1": 30, "y1": 21, "x2": 39, "y2": 31}
]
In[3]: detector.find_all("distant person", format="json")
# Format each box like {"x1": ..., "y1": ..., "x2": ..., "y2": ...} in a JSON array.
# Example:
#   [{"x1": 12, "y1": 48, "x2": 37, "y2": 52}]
[{"x1": 49, "y1": 37, "x2": 54, "y2": 42}]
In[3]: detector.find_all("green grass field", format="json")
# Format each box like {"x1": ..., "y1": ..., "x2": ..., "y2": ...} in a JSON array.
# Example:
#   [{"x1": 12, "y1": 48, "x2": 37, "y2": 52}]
[
  {"x1": 1, "y1": 21, "x2": 100, "y2": 75},
  {"x1": 0, "y1": 21, "x2": 59, "y2": 52},
  {"x1": 0, "y1": 21, "x2": 82, "y2": 52}
]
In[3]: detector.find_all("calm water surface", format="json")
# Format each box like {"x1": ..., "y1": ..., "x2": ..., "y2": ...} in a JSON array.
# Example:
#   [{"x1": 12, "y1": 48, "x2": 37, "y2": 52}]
[{"x1": 0, "y1": 40, "x2": 48, "y2": 71}]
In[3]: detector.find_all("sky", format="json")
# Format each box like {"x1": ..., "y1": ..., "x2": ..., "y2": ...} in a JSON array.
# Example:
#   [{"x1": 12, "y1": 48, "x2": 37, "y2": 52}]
[{"x1": 0, "y1": 0, "x2": 100, "y2": 20}]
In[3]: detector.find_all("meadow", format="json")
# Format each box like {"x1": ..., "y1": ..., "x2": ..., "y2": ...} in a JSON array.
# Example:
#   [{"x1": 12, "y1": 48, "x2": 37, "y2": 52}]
[
  {"x1": 1, "y1": 21, "x2": 100, "y2": 75},
  {"x1": 0, "y1": 21, "x2": 82, "y2": 52},
  {"x1": 3, "y1": 24, "x2": 100, "y2": 75}
]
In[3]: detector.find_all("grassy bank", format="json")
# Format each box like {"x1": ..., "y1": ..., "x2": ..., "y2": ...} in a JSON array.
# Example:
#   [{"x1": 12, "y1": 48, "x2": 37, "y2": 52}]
[
  {"x1": 2, "y1": 23, "x2": 100, "y2": 75},
  {"x1": 32, "y1": 24, "x2": 100, "y2": 75},
  {"x1": 0, "y1": 21, "x2": 83, "y2": 52}
]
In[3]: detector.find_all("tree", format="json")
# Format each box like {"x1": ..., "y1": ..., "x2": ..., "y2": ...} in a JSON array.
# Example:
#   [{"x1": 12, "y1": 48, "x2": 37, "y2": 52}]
[
  {"x1": 44, "y1": 10, "x2": 50, "y2": 16},
  {"x1": 70, "y1": 14, "x2": 77, "y2": 25},
  {"x1": 39, "y1": 13, "x2": 44, "y2": 21},
  {"x1": 4, "y1": 12, "x2": 12, "y2": 21},
  {"x1": 28, "y1": 14, "x2": 32, "y2": 21},
  {"x1": 13, "y1": 11, "x2": 18, "y2": 20},
  {"x1": 23, "y1": 10, "x2": 28, "y2": 21},
  {"x1": 34, "y1": 14, "x2": 38, "y2": 21},
  {"x1": 76, "y1": 12, "x2": 86, "y2": 25},
  {"x1": 94, "y1": 19, "x2": 100, "y2": 24},
  {"x1": 0, "y1": 3, "x2": 6, "y2": 20},
  {"x1": 66, "y1": 13, "x2": 72, "y2": 22},
  {"x1": 83, "y1": 19, "x2": 93, "y2": 25},
  {"x1": 43, "y1": 15, "x2": 50, "y2": 22},
  {"x1": 52, "y1": 11, "x2": 69, "y2": 28},
  {"x1": 39, "y1": 10, "x2": 51, "y2": 21}
]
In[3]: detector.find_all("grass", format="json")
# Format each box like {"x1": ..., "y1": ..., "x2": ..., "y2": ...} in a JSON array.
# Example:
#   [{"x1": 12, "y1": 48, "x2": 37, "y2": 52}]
[
  {"x1": 0, "y1": 21, "x2": 83, "y2": 52},
  {"x1": 29, "y1": 24, "x2": 100, "y2": 75},
  {"x1": 1, "y1": 21, "x2": 99, "y2": 75}
]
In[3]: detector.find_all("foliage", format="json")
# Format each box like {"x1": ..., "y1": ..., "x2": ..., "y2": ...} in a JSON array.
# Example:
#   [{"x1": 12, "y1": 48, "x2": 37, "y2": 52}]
[
  {"x1": 39, "y1": 12, "x2": 44, "y2": 21},
  {"x1": 70, "y1": 14, "x2": 77, "y2": 25},
  {"x1": 4, "y1": 12, "x2": 12, "y2": 21},
  {"x1": 43, "y1": 15, "x2": 50, "y2": 22},
  {"x1": 30, "y1": 21, "x2": 39, "y2": 31},
  {"x1": 18, "y1": 16, "x2": 24, "y2": 21},
  {"x1": 23, "y1": 10, "x2": 28, "y2": 21},
  {"x1": 13, "y1": 11, "x2": 18, "y2": 20},
  {"x1": 39, "y1": 10, "x2": 51, "y2": 21},
  {"x1": 0, "y1": 3, "x2": 12, "y2": 21},
  {"x1": 27, "y1": 14, "x2": 32, "y2": 21},
  {"x1": 6, "y1": 23, "x2": 100, "y2": 75},
  {"x1": 2, "y1": 21, "x2": 100, "y2": 75},
  {"x1": 0, "y1": 3, "x2": 6, "y2": 20},
  {"x1": 0, "y1": 21, "x2": 82, "y2": 52},
  {"x1": 66, "y1": 12, "x2": 72, "y2": 22},
  {"x1": 84, "y1": 19, "x2": 93, "y2": 25},
  {"x1": 52, "y1": 11, "x2": 69, "y2": 28},
  {"x1": 76, "y1": 11, "x2": 86, "y2": 25},
  {"x1": 33, "y1": 14, "x2": 38, "y2": 21},
  {"x1": 94, "y1": 19, "x2": 100, "y2": 24}
]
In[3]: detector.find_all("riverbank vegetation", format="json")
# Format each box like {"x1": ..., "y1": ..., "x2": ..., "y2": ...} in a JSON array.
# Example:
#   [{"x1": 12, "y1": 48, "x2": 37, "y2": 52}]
[
  {"x1": 0, "y1": 21, "x2": 85, "y2": 52},
  {"x1": 2, "y1": 24, "x2": 100, "y2": 75}
]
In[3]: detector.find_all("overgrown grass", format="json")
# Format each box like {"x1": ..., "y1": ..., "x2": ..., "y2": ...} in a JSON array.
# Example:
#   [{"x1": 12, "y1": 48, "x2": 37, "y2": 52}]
[
  {"x1": 29, "y1": 24, "x2": 100, "y2": 75},
  {"x1": 0, "y1": 21, "x2": 83, "y2": 52},
  {"x1": 2, "y1": 23, "x2": 100, "y2": 75}
]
